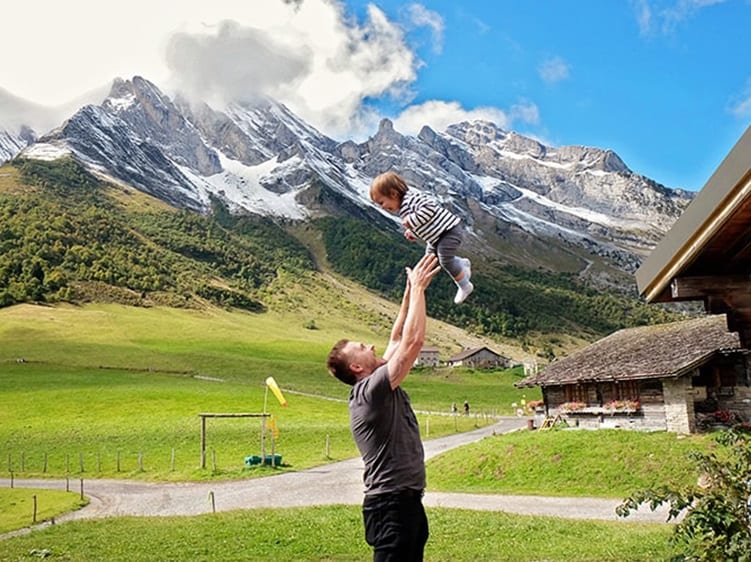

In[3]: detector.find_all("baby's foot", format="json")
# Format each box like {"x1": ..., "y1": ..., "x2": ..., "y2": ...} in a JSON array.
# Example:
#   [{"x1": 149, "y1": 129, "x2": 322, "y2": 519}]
[{"x1": 454, "y1": 282, "x2": 474, "y2": 304}]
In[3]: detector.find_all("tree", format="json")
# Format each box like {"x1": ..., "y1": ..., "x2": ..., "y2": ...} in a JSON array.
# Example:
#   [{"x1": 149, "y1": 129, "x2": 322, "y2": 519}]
[{"x1": 617, "y1": 429, "x2": 751, "y2": 561}]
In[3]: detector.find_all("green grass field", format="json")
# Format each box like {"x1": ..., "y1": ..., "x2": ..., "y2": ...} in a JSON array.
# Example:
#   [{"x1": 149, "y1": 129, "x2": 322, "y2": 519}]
[
  {"x1": 1, "y1": 304, "x2": 531, "y2": 481},
  {"x1": 429, "y1": 428, "x2": 707, "y2": 497},
  {"x1": 0, "y1": 303, "x2": 710, "y2": 559},
  {"x1": 0, "y1": 506, "x2": 677, "y2": 561},
  {"x1": 0, "y1": 488, "x2": 87, "y2": 535}
]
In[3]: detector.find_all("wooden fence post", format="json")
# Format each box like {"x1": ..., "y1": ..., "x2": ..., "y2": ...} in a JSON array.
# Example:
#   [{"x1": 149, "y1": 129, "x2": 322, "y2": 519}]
[{"x1": 200, "y1": 415, "x2": 207, "y2": 469}]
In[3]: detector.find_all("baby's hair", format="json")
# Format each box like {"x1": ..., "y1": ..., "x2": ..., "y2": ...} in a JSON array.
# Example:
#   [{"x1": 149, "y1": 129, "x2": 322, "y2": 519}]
[{"x1": 370, "y1": 171, "x2": 409, "y2": 202}]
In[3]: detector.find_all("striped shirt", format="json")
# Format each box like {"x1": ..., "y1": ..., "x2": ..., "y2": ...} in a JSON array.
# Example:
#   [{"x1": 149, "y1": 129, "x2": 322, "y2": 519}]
[{"x1": 399, "y1": 189, "x2": 461, "y2": 246}]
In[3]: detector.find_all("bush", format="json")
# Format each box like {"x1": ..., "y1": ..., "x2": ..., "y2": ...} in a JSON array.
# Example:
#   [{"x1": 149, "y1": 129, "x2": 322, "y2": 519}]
[{"x1": 617, "y1": 429, "x2": 751, "y2": 561}]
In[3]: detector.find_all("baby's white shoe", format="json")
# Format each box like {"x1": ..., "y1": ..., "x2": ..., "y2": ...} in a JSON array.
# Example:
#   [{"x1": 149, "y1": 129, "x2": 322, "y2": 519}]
[{"x1": 454, "y1": 282, "x2": 474, "y2": 304}]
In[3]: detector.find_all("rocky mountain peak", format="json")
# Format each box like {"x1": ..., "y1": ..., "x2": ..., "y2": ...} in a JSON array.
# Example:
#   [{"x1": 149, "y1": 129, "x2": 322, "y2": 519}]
[{"x1": 3, "y1": 76, "x2": 694, "y2": 286}]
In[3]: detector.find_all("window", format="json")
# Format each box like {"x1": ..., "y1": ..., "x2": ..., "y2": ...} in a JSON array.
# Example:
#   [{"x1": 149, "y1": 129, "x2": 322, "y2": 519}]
[
  {"x1": 614, "y1": 380, "x2": 638, "y2": 401},
  {"x1": 565, "y1": 384, "x2": 588, "y2": 403}
]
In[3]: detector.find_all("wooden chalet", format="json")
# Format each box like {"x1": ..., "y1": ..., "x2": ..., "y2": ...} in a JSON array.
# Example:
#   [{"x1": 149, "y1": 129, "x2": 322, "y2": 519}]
[
  {"x1": 516, "y1": 315, "x2": 746, "y2": 433},
  {"x1": 631, "y1": 124, "x2": 751, "y2": 431},
  {"x1": 517, "y1": 126, "x2": 751, "y2": 433},
  {"x1": 445, "y1": 346, "x2": 510, "y2": 369}
]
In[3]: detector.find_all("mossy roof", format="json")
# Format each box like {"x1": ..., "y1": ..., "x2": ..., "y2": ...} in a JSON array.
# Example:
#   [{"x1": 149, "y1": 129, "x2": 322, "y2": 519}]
[{"x1": 517, "y1": 315, "x2": 741, "y2": 388}]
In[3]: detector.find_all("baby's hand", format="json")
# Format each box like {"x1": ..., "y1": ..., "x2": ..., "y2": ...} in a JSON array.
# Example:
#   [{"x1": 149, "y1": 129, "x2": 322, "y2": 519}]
[{"x1": 404, "y1": 230, "x2": 416, "y2": 242}]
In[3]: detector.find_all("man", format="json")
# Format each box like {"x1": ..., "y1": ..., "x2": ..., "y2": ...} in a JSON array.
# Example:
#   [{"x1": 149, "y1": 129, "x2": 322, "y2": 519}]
[{"x1": 326, "y1": 254, "x2": 441, "y2": 562}]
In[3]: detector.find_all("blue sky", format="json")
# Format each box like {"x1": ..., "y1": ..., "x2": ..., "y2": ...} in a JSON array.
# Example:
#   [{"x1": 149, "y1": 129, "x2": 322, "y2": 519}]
[
  {"x1": 345, "y1": 0, "x2": 751, "y2": 192},
  {"x1": 2, "y1": 0, "x2": 750, "y2": 192}
]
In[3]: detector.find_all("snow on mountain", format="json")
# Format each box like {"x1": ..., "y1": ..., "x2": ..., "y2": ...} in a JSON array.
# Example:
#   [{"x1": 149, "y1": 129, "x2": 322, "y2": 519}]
[
  {"x1": 17, "y1": 142, "x2": 71, "y2": 161},
  {"x1": 4, "y1": 75, "x2": 693, "y2": 282},
  {"x1": 0, "y1": 127, "x2": 35, "y2": 163}
]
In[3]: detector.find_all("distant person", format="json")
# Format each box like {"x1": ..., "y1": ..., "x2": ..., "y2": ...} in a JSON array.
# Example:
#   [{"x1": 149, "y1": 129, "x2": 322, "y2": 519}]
[
  {"x1": 327, "y1": 254, "x2": 441, "y2": 561},
  {"x1": 463, "y1": 401, "x2": 470, "y2": 416},
  {"x1": 370, "y1": 171, "x2": 474, "y2": 304},
  {"x1": 451, "y1": 402, "x2": 458, "y2": 415}
]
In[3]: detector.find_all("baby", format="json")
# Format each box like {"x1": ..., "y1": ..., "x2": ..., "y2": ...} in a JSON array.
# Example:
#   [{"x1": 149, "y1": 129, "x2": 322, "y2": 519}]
[{"x1": 370, "y1": 171, "x2": 473, "y2": 304}]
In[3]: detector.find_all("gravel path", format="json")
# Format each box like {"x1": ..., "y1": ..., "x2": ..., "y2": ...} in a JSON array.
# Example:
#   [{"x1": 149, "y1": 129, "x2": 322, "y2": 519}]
[{"x1": 1, "y1": 418, "x2": 676, "y2": 533}]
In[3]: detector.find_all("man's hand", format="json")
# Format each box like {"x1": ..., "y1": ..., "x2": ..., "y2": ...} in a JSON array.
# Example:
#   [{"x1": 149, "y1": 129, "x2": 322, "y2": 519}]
[{"x1": 405, "y1": 254, "x2": 441, "y2": 291}]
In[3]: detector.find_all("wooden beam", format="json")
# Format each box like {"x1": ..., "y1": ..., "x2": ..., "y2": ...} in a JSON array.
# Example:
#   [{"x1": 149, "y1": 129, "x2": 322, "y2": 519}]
[
  {"x1": 705, "y1": 295, "x2": 732, "y2": 315},
  {"x1": 671, "y1": 275, "x2": 751, "y2": 299},
  {"x1": 198, "y1": 413, "x2": 269, "y2": 469}
]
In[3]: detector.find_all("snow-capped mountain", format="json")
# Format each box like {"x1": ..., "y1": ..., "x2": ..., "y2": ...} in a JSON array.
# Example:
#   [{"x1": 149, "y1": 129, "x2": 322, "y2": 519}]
[
  {"x1": 3, "y1": 76, "x2": 692, "y2": 285},
  {"x1": 0, "y1": 86, "x2": 70, "y2": 160},
  {"x1": 0, "y1": 126, "x2": 35, "y2": 162}
]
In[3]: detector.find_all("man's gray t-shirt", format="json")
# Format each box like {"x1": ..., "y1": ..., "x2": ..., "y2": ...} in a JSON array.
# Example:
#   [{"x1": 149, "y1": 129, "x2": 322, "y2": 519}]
[{"x1": 349, "y1": 364, "x2": 425, "y2": 496}]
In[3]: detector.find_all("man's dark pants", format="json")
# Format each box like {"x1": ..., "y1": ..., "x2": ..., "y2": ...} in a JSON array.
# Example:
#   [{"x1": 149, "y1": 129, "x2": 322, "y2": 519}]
[{"x1": 363, "y1": 489, "x2": 429, "y2": 561}]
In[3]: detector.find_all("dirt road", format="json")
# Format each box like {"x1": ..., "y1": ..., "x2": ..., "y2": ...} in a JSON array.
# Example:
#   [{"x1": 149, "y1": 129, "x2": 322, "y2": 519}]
[{"x1": 1, "y1": 418, "x2": 675, "y2": 531}]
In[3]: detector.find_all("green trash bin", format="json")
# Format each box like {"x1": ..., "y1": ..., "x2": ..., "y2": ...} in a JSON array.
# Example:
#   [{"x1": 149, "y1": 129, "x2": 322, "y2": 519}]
[
  {"x1": 263, "y1": 454, "x2": 282, "y2": 466},
  {"x1": 244, "y1": 455, "x2": 262, "y2": 466}
]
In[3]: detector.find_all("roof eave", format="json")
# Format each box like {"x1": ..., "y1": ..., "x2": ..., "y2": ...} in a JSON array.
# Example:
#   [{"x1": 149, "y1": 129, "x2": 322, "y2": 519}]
[{"x1": 635, "y1": 125, "x2": 751, "y2": 303}]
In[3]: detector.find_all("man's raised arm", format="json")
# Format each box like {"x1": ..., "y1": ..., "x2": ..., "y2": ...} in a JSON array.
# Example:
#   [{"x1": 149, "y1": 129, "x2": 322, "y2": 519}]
[{"x1": 386, "y1": 254, "x2": 441, "y2": 389}]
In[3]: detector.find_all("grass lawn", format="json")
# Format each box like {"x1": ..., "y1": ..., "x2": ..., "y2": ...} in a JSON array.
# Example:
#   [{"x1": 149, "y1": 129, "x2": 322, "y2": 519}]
[
  {"x1": 0, "y1": 505, "x2": 677, "y2": 561},
  {"x1": 0, "y1": 304, "x2": 531, "y2": 481},
  {"x1": 428, "y1": 428, "x2": 710, "y2": 498},
  {"x1": 0, "y1": 489, "x2": 87, "y2": 535},
  {"x1": 0, "y1": 303, "x2": 712, "y2": 558}
]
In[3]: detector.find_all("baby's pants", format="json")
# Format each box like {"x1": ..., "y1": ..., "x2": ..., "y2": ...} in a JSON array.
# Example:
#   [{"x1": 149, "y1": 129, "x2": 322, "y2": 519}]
[{"x1": 426, "y1": 225, "x2": 464, "y2": 278}]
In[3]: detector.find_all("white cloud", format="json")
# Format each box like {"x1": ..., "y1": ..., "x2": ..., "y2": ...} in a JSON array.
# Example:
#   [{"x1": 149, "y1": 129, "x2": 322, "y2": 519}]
[
  {"x1": 729, "y1": 78, "x2": 751, "y2": 118},
  {"x1": 632, "y1": 0, "x2": 728, "y2": 35},
  {"x1": 166, "y1": 1, "x2": 417, "y2": 140},
  {"x1": 404, "y1": 3, "x2": 445, "y2": 53},
  {"x1": 392, "y1": 99, "x2": 539, "y2": 135},
  {"x1": 631, "y1": 0, "x2": 654, "y2": 34},
  {"x1": 509, "y1": 100, "x2": 540, "y2": 126},
  {"x1": 538, "y1": 56, "x2": 570, "y2": 84},
  {"x1": 0, "y1": 0, "x2": 533, "y2": 144},
  {"x1": 165, "y1": 21, "x2": 312, "y2": 107}
]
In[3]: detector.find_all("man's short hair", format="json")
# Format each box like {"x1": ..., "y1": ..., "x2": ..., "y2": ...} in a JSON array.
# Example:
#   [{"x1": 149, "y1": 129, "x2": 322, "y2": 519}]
[{"x1": 327, "y1": 339, "x2": 356, "y2": 386}]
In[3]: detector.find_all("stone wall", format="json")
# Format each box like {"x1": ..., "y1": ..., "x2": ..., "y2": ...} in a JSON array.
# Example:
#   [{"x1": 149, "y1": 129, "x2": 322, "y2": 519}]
[{"x1": 662, "y1": 377, "x2": 695, "y2": 434}]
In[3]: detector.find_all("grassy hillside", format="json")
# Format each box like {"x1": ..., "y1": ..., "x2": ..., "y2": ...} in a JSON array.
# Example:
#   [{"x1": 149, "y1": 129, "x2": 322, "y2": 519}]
[
  {"x1": 0, "y1": 303, "x2": 532, "y2": 481},
  {"x1": 316, "y1": 215, "x2": 679, "y2": 343},
  {"x1": 0, "y1": 157, "x2": 680, "y2": 358}
]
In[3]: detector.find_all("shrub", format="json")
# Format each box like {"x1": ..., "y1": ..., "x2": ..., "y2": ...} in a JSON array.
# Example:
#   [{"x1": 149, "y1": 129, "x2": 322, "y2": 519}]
[{"x1": 617, "y1": 428, "x2": 751, "y2": 561}]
